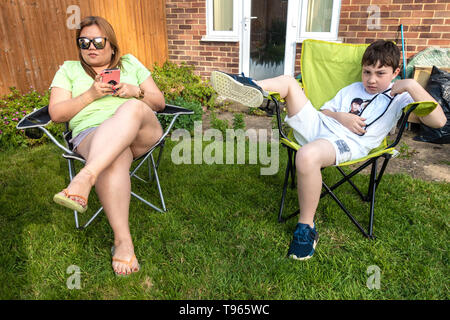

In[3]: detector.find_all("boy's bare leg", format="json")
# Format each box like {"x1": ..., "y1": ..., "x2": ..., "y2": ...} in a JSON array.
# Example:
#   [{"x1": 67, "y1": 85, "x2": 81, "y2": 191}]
[
  {"x1": 255, "y1": 75, "x2": 309, "y2": 117},
  {"x1": 295, "y1": 139, "x2": 336, "y2": 227},
  {"x1": 256, "y1": 76, "x2": 337, "y2": 225}
]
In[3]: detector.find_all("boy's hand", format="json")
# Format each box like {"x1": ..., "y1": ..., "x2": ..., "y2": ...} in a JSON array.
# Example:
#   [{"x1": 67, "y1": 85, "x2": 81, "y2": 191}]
[
  {"x1": 335, "y1": 112, "x2": 367, "y2": 135},
  {"x1": 391, "y1": 79, "x2": 416, "y2": 96}
]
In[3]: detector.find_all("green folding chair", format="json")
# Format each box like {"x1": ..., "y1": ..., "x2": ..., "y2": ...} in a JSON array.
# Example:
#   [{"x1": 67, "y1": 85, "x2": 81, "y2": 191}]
[{"x1": 271, "y1": 39, "x2": 437, "y2": 239}]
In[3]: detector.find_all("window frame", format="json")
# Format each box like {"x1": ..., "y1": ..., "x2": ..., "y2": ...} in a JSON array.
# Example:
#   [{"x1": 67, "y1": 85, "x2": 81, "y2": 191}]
[
  {"x1": 297, "y1": 0, "x2": 341, "y2": 42},
  {"x1": 202, "y1": 0, "x2": 240, "y2": 42}
]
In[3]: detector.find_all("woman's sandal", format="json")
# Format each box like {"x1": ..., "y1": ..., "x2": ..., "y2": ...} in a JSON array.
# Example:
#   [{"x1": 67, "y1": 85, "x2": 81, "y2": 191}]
[
  {"x1": 111, "y1": 246, "x2": 140, "y2": 277},
  {"x1": 53, "y1": 189, "x2": 88, "y2": 213},
  {"x1": 53, "y1": 168, "x2": 95, "y2": 213}
]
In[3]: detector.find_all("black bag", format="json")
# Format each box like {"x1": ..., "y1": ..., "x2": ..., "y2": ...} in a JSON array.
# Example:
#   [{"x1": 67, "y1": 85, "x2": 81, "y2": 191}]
[{"x1": 414, "y1": 66, "x2": 450, "y2": 144}]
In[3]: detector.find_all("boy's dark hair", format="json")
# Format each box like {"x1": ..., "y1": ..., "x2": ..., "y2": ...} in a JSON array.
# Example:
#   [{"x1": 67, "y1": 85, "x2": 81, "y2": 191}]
[
  {"x1": 362, "y1": 40, "x2": 400, "y2": 71},
  {"x1": 351, "y1": 98, "x2": 363, "y2": 105}
]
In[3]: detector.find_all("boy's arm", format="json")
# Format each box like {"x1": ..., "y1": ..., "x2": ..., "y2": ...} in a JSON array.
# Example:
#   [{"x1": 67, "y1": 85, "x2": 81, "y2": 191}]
[
  {"x1": 321, "y1": 109, "x2": 367, "y2": 135},
  {"x1": 391, "y1": 79, "x2": 446, "y2": 128}
]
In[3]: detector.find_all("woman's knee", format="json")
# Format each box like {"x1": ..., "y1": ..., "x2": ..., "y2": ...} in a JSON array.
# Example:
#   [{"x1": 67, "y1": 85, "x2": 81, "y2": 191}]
[{"x1": 117, "y1": 99, "x2": 148, "y2": 118}]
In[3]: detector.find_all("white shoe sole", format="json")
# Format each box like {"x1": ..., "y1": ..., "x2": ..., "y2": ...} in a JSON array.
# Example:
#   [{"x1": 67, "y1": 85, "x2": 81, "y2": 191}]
[
  {"x1": 211, "y1": 71, "x2": 264, "y2": 108},
  {"x1": 289, "y1": 239, "x2": 318, "y2": 261}
]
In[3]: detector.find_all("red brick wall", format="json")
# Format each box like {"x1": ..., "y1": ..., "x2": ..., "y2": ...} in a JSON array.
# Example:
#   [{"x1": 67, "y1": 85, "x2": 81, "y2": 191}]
[
  {"x1": 293, "y1": 0, "x2": 450, "y2": 75},
  {"x1": 339, "y1": 0, "x2": 450, "y2": 60},
  {"x1": 165, "y1": 0, "x2": 239, "y2": 79},
  {"x1": 165, "y1": 0, "x2": 449, "y2": 79}
]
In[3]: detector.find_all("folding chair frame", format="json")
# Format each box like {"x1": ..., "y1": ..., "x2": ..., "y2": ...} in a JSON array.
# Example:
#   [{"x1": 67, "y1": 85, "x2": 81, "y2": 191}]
[
  {"x1": 17, "y1": 104, "x2": 193, "y2": 230},
  {"x1": 272, "y1": 96, "x2": 423, "y2": 239}
]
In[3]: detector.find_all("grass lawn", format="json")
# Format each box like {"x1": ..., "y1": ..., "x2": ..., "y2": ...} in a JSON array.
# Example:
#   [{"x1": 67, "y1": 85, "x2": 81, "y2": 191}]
[{"x1": 0, "y1": 140, "x2": 448, "y2": 300}]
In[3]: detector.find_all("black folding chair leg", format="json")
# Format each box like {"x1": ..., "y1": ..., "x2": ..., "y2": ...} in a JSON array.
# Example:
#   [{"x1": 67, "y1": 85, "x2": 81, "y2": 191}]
[
  {"x1": 278, "y1": 152, "x2": 293, "y2": 222},
  {"x1": 322, "y1": 182, "x2": 371, "y2": 238},
  {"x1": 336, "y1": 166, "x2": 366, "y2": 200},
  {"x1": 374, "y1": 155, "x2": 390, "y2": 194},
  {"x1": 290, "y1": 151, "x2": 296, "y2": 189},
  {"x1": 367, "y1": 159, "x2": 378, "y2": 239}
]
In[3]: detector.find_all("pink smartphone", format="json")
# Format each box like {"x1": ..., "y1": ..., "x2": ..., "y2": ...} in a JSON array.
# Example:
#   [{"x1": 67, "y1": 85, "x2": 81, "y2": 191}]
[{"x1": 101, "y1": 68, "x2": 120, "y2": 93}]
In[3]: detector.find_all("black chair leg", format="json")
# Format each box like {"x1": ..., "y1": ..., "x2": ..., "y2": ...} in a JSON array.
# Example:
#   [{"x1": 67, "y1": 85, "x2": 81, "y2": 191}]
[
  {"x1": 367, "y1": 159, "x2": 378, "y2": 239},
  {"x1": 290, "y1": 150, "x2": 296, "y2": 189},
  {"x1": 278, "y1": 151, "x2": 293, "y2": 222}
]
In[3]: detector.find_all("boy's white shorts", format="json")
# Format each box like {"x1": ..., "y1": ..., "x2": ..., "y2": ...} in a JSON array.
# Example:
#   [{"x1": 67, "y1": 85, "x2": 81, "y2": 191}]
[{"x1": 285, "y1": 101, "x2": 363, "y2": 165}]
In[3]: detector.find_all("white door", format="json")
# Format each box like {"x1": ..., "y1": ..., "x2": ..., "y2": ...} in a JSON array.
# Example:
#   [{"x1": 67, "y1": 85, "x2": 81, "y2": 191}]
[
  {"x1": 240, "y1": 0, "x2": 341, "y2": 78},
  {"x1": 240, "y1": 0, "x2": 290, "y2": 80}
]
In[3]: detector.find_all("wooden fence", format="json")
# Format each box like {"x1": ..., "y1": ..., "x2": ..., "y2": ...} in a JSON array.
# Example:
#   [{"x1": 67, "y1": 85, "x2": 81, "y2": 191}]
[{"x1": 0, "y1": 0, "x2": 168, "y2": 96}]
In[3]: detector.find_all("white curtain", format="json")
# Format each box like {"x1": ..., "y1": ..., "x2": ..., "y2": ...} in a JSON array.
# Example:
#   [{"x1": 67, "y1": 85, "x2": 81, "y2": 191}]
[
  {"x1": 214, "y1": 0, "x2": 233, "y2": 31},
  {"x1": 306, "y1": 0, "x2": 333, "y2": 32}
]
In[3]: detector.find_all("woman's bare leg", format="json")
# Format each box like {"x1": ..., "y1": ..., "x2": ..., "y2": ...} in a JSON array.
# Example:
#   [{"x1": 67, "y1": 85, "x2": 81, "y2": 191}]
[
  {"x1": 75, "y1": 137, "x2": 139, "y2": 274},
  {"x1": 59, "y1": 99, "x2": 163, "y2": 202},
  {"x1": 84, "y1": 99, "x2": 163, "y2": 178},
  {"x1": 95, "y1": 147, "x2": 139, "y2": 275}
]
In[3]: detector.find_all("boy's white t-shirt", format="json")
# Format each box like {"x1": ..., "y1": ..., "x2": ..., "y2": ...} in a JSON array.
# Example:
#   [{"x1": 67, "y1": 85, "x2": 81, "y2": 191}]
[{"x1": 316, "y1": 82, "x2": 414, "y2": 159}]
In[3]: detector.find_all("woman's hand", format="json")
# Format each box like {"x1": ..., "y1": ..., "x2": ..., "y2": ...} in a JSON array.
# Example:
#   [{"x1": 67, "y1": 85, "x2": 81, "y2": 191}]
[
  {"x1": 333, "y1": 112, "x2": 367, "y2": 135},
  {"x1": 87, "y1": 74, "x2": 115, "y2": 100},
  {"x1": 113, "y1": 83, "x2": 140, "y2": 99}
]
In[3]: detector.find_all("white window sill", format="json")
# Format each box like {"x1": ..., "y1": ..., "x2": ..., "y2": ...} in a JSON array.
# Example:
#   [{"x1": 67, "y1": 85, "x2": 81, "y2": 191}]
[
  {"x1": 201, "y1": 35, "x2": 239, "y2": 43},
  {"x1": 297, "y1": 37, "x2": 343, "y2": 43}
]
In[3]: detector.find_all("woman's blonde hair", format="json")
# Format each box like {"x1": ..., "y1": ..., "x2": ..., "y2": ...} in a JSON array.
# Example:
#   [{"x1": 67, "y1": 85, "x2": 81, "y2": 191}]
[{"x1": 76, "y1": 16, "x2": 122, "y2": 79}]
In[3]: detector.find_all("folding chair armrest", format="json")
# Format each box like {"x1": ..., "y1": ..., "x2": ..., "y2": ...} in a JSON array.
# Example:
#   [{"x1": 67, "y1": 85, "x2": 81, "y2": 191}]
[
  {"x1": 151, "y1": 103, "x2": 196, "y2": 150},
  {"x1": 16, "y1": 105, "x2": 51, "y2": 130},
  {"x1": 386, "y1": 101, "x2": 437, "y2": 149},
  {"x1": 269, "y1": 95, "x2": 291, "y2": 142},
  {"x1": 157, "y1": 104, "x2": 195, "y2": 116},
  {"x1": 403, "y1": 101, "x2": 437, "y2": 117},
  {"x1": 16, "y1": 105, "x2": 73, "y2": 155}
]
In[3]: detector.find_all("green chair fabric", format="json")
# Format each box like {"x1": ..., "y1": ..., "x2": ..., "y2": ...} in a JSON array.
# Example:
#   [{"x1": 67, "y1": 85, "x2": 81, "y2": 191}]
[{"x1": 301, "y1": 39, "x2": 369, "y2": 109}]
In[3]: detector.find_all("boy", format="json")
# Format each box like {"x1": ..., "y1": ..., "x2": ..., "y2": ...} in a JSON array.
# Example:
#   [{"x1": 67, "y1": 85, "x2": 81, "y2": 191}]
[{"x1": 210, "y1": 40, "x2": 446, "y2": 260}]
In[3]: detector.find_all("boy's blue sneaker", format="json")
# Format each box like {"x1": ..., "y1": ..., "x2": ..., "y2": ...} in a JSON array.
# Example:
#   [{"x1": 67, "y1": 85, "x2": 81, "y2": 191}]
[
  {"x1": 287, "y1": 223, "x2": 319, "y2": 261},
  {"x1": 210, "y1": 71, "x2": 266, "y2": 108}
]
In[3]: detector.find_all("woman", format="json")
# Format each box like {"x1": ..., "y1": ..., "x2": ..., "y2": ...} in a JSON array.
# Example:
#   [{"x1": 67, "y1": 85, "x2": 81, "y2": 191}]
[{"x1": 49, "y1": 16, "x2": 165, "y2": 276}]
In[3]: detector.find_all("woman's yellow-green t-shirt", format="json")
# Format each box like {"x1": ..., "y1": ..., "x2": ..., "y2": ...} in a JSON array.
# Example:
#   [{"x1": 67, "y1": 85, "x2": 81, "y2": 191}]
[{"x1": 50, "y1": 54, "x2": 151, "y2": 138}]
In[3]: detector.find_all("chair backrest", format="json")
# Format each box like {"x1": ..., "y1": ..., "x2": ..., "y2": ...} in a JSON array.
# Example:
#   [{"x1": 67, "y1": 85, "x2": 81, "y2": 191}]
[{"x1": 300, "y1": 39, "x2": 369, "y2": 109}]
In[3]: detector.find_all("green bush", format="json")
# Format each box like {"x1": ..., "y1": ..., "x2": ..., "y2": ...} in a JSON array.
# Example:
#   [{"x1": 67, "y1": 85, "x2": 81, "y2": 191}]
[
  {"x1": 0, "y1": 87, "x2": 63, "y2": 151},
  {"x1": 210, "y1": 111, "x2": 230, "y2": 135},
  {"x1": 210, "y1": 112, "x2": 246, "y2": 136},
  {"x1": 152, "y1": 61, "x2": 216, "y2": 109},
  {"x1": 158, "y1": 96, "x2": 203, "y2": 134},
  {"x1": 232, "y1": 113, "x2": 246, "y2": 130}
]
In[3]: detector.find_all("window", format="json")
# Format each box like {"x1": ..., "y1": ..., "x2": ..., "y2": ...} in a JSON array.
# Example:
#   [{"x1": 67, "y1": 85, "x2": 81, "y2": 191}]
[
  {"x1": 298, "y1": 0, "x2": 341, "y2": 41},
  {"x1": 203, "y1": 0, "x2": 239, "y2": 42}
]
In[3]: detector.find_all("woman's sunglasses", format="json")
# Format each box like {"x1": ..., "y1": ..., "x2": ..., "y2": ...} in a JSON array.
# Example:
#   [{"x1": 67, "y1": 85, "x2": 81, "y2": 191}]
[{"x1": 77, "y1": 37, "x2": 107, "y2": 50}]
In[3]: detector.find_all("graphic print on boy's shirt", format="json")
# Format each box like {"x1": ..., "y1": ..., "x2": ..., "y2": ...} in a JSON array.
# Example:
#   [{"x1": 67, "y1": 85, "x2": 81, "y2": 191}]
[{"x1": 349, "y1": 98, "x2": 370, "y2": 115}]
